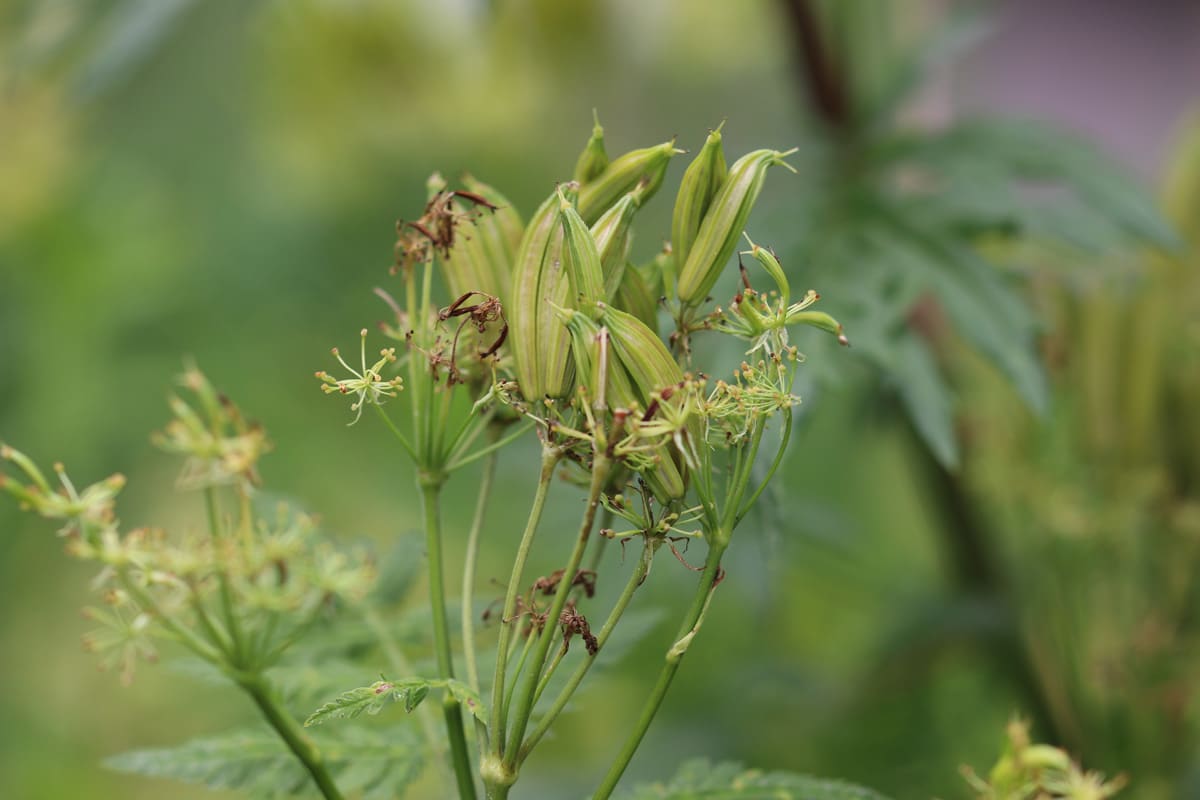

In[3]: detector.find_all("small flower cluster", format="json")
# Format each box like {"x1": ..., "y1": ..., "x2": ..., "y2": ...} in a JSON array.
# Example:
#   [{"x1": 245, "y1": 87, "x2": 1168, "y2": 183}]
[
  {"x1": 152, "y1": 366, "x2": 272, "y2": 489},
  {"x1": 315, "y1": 329, "x2": 404, "y2": 425},
  {"x1": 2, "y1": 368, "x2": 376, "y2": 684},
  {"x1": 963, "y1": 719, "x2": 1126, "y2": 800}
]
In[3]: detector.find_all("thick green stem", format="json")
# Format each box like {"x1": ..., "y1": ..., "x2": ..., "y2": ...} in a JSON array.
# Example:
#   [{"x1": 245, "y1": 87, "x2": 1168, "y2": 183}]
[
  {"x1": 591, "y1": 538, "x2": 728, "y2": 800},
  {"x1": 420, "y1": 479, "x2": 478, "y2": 800},
  {"x1": 519, "y1": 540, "x2": 654, "y2": 761},
  {"x1": 489, "y1": 445, "x2": 560, "y2": 758},
  {"x1": 503, "y1": 455, "x2": 612, "y2": 772},
  {"x1": 463, "y1": 449, "x2": 499, "y2": 694},
  {"x1": 242, "y1": 676, "x2": 345, "y2": 800}
]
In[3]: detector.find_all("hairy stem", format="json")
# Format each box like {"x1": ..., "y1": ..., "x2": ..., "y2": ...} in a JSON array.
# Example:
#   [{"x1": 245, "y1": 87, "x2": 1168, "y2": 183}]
[
  {"x1": 420, "y1": 479, "x2": 478, "y2": 800},
  {"x1": 242, "y1": 675, "x2": 345, "y2": 800},
  {"x1": 591, "y1": 538, "x2": 727, "y2": 800}
]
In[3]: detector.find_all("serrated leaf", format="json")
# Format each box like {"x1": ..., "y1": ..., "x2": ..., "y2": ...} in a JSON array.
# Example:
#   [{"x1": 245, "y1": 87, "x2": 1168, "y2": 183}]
[
  {"x1": 305, "y1": 677, "x2": 433, "y2": 727},
  {"x1": 445, "y1": 679, "x2": 486, "y2": 724},
  {"x1": 106, "y1": 725, "x2": 424, "y2": 798},
  {"x1": 891, "y1": 333, "x2": 959, "y2": 469},
  {"x1": 619, "y1": 758, "x2": 892, "y2": 800}
]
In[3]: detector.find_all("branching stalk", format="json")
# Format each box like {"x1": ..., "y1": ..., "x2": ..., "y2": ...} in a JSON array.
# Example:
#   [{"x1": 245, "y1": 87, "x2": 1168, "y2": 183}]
[
  {"x1": 519, "y1": 539, "x2": 655, "y2": 761},
  {"x1": 503, "y1": 455, "x2": 612, "y2": 772},
  {"x1": 489, "y1": 444, "x2": 561, "y2": 757},
  {"x1": 591, "y1": 538, "x2": 727, "y2": 800}
]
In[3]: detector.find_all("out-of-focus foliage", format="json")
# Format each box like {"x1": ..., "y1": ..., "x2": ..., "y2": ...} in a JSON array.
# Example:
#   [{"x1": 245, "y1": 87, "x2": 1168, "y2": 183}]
[
  {"x1": 107, "y1": 725, "x2": 424, "y2": 799},
  {"x1": 619, "y1": 759, "x2": 891, "y2": 800},
  {"x1": 957, "y1": 113, "x2": 1200, "y2": 800},
  {"x1": 0, "y1": 0, "x2": 1194, "y2": 799}
]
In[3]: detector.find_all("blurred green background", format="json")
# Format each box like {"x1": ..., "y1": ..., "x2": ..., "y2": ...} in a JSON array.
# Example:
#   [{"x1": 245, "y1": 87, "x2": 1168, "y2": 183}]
[{"x1": 2, "y1": 1, "x2": 1199, "y2": 798}]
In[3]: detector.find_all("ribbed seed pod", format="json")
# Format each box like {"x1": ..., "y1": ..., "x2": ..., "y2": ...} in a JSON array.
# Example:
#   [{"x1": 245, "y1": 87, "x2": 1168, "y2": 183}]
[
  {"x1": 676, "y1": 149, "x2": 796, "y2": 307},
  {"x1": 614, "y1": 263, "x2": 659, "y2": 333},
  {"x1": 573, "y1": 111, "x2": 609, "y2": 185},
  {"x1": 510, "y1": 184, "x2": 578, "y2": 401},
  {"x1": 671, "y1": 125, "x2": 727, "y2": 272},
  {"x1": 590, "y1": 191, "x2": 640, "y2": 299},
  {"x1": 439, "y1": 175, "x2": 523, "y2": 304},
  {"x1": 599, "y1": 304, "x2": 693, "y2": 500},
  {"x1": 561, "y1": 307, "x2": 638, "y2": 414},
  {"x1": 559, "y1": 190, "x2": 606, "y2": 311},
  {"x1": 577, "y1": 140, "x2": 682, "y2": 225},
  {"x1": 741, "y1": 234, "x2": 790, "y2": 306}
]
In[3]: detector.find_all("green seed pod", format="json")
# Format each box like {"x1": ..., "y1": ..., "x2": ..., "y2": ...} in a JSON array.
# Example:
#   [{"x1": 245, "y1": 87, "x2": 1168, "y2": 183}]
[
  {"x1": 636, "y1": 243, "x2": 671, "y2": 300},
  {"x1": 577, "y1": 139, "x2": 682, "y2": 225},
  {"x1": 614, "y1": 262, "x2": 659, "y2": 333},
  {"x1": 559, "y1": 189, "x2": 606, "y2": 310},
  {"x1": 573, "y1": 110, "x2": 609, "y2": 185},
  {"x1": 784, "y1": 308, "x2": 849, "y2": 346},
  {"x1": 463, "y1": 174, "x2": 523, "y2": 262},
  {"x1": 599, "y1": 304, "x2": 695, "y2": 500},
  {"x1": 560, "y1": 307, "x2": 638, "y2": 414},
  {"x1": 741, "y1": 233, "x2": 789, "y2": 307},
  {"x1": 510, "y1": 183, "x2": 578, "y2": 401},
  {"x1": 590, "y1": 191, "x2": 640, "y2": 299},
  {"x1": 676, "y1": 148, "x2": 797, "y2": 307},
  {"x1": 440, "y1": 176, "x2": 523, "y2": 304},
  {"x1": 671, "y1": 124, "x2": 727, "y2": 272}
]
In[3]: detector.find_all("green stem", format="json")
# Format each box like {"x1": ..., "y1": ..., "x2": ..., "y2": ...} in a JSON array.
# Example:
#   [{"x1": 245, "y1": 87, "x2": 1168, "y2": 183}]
[
  {"x1": 489, "y1": 445, "x2": 561, "y2": 757},
  {"x1": 591, "y1": 538, "x2": 728, "y2": 800},
  {"x1": 447, "y1": 421, "x2": 534, "y2": 472},
  {"x1": 463, "y1": 448, "x2": 499, "y2": 694},
  {"x1": 519, "y1": 540, "x2": 653, "y2": 761},
  {"x1": 242, "y1": 675, "x2": 346, "y2": 800},
  {"x1": 531, "y1": 645, "x2": 566, "y2": 708},
  {"x1": 204, "y1": 487, "x2": 246, "y2": 665},
  {"x1": 503, "y1": 455, "x2": 611, "y2": 772},
  {"x1": 420, "y1": 479, "x2": 478, "y2": 800},
  {"x1": 503, "y1": 628, "x2": 538, "y2": 726}
]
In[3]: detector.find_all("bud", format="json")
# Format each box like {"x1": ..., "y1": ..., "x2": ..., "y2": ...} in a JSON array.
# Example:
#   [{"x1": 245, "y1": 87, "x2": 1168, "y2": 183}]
[
  {"x1": 577, "y1": 140, "x2": 683, "y2": 224},
  {"x1": 671, "y1": 124, "x2": 727, "y2": 272},
  {"x1": 510, "y1": 184, "x2": 579, "y2": 401},
  {"x1": 676, "y1": 148, "x2": 797, "y2": 307},
  {"x1": 573, "y1": 110, "x2": 609, "y2": 184},
  {"x1": 440, "y1": 175, "x2": 523, "y2": 304},
  {"x1": 558, "y1": 188, "x2": 606, "y2": 310}
]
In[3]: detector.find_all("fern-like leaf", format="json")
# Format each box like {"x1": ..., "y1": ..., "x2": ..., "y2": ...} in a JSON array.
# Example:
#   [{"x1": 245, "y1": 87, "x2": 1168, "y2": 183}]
[
  {"x1": 106, "y1": 725, "x2": 424, "y2": 798},
  {"x1": 304, "y1": 677, "x2": 431, "y2": 727},
  {"x1": 619, "y1": 758, "x2": 892, "y2": 800}
]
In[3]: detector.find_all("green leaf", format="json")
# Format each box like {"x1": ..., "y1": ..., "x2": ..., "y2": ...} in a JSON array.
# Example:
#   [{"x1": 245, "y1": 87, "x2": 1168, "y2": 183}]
[
  {"x1": 619, "y1": 758, "x2": 892, "y2": 800},
  {"x1": 890, "y1": 333, "x2": 959, "y2": 470},
  {"x1": 304, "y1": 677, "x2": 433, "y2": 727},
  {"x1": 445, "y1": 679, "x2": 487, "y2": 724},
  {"x1": 106, "y1": 725, "x2": 424, "y2": 798}
]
